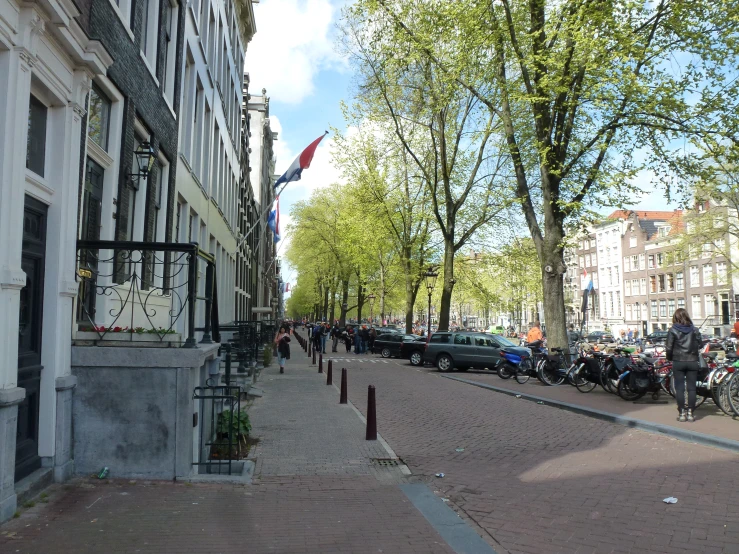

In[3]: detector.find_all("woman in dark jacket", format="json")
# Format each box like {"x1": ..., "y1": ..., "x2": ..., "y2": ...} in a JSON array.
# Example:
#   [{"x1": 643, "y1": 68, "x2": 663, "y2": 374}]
[
  {"x1": 665, "y1": 308, "x2": 703, "y2": 422},
  {"x1": 274, "y1": 326, "x2": 291, "y2": 374}
]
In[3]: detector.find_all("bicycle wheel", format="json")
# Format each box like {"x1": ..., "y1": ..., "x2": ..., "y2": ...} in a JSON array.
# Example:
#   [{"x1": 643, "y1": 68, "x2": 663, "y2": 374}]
[
  {"x1": 515, "y1": 359, "x2": 532, "y2": 384},
  {"x1": 711, "y1": 371, "x2": 734, "y2": 415},
  {"x1": 574, "y1": 365, "x2": 597, "y2": 393},
  {"x1": 539, "y1": 361, "x2": 565, "y2": 386},
  {"x1": 601, "y1": 363, "x2": 620, "y2": 394},
  {"x1": 727, "y1": 374, "x2": 739, "y2": 416},
  {"x1": 617, "y1": 378, "x2": 646, "y2": 401}
]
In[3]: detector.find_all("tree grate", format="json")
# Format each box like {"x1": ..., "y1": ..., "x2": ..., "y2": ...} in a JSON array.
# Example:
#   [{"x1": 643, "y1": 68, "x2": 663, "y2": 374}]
[{"x1": 371, "y1": 458, "x2": 400, "y2": 467}]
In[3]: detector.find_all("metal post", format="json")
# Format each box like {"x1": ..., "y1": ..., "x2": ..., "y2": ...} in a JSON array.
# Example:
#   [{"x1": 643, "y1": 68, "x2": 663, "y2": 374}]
[
  {"x1": 312, "y1": 348, "x2": 316, "y2": 365},
  {"x1": 366, "y1": 385, "x2": 377, "y2": 440},
  {"x1": 428, "y1": 292, "x2": 432, "y2": 336},
  {"x1": 340, "y1": 368, "x2": 348, "y2": 404},
  {"x1": 201, "y1": 261, "x2": 214, "y2": 344},
  {"x1": 327, "y1": 360, "x2": 333, "y2": 385},
  {"x1": 184, "y1": 247, "x2": 198, "y2": 348},
  {"x1": 319, "y1": 353, "x2": 323, "y2": 373},
  {"x1": 223, "y1": 344, "x2": 232, "y2": 386}
]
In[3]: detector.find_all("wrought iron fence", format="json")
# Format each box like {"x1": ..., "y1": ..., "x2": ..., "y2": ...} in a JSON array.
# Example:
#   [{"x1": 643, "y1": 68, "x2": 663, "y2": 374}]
[
  {"x1": 75, "y1": 240, "x2": 220, "y2": 347},
  {"x1": 193, "y1": 383, "x2": 243, "y2": 474}
]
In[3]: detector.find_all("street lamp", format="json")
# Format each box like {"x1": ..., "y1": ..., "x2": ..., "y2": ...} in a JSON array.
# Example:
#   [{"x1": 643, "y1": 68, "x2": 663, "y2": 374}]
[
  {"x1": 130, "y1": 141, "x2": 156, "y2": 181},
  {"x1": 423, "y1": 267, "x2": 438, "y2": 335},
  {"x1": 367, "y1": 293, "x2": 376, "y2": 323}
]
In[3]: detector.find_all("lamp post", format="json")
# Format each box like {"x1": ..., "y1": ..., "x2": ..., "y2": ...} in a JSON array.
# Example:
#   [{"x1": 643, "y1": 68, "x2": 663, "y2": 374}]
[
  {"x1": 367, "y1": 294, "x2": 376, "y2": 323},
  {"x1": 423, "y1": 267, "x2": 438, "y2": 336},
  {"x1": 130, "y1": 141, "x2": 156, "y2": 181},
  {"x1": 271, "y1": 297, "x2": 278, "y2": 322}
]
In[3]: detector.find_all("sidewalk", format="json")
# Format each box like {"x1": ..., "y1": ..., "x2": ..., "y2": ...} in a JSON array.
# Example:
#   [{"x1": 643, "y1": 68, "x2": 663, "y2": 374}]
[{"x1": 0, "y1": 345, "x2": 489, "y2": 554}]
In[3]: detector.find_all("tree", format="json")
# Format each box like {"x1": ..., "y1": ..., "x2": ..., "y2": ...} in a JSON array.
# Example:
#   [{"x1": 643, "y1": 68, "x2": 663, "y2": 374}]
[
  {"x1": 339, "y1": 14, "x2": 512, "y2": 331},
  {"x1": 333, "y1": 122, "x2": 436, "y2": 332},
  {"x1": 347, "y1": 0, "x2": 739, "y2": 348}
]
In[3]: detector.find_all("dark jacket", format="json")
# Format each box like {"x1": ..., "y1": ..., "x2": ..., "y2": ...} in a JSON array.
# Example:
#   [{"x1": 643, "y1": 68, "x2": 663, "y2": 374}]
[
  {"x1": 665, "y1": 324, "x2": 702, "y2": 362},
  {"x1": 277, "y1": 335, "x2": 291, "y2": 359}
]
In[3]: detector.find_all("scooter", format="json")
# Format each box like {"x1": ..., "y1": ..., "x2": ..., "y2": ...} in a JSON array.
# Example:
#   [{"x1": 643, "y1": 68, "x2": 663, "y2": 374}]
[{"x1": 497, "y1": 348, "x2": 535, "y2": 383}]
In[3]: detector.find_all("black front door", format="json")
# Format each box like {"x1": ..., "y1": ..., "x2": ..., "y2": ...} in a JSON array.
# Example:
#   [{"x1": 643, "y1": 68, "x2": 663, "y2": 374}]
[{"x1": 16, "y1": 195, "x2": 47, "y2": 481}]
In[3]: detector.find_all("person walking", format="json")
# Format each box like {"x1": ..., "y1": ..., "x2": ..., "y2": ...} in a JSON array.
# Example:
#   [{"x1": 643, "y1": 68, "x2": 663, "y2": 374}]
[
  {"x1": 665, "y1": 308, "x2": 703, "y2": 423},
  {"x1": 344, "y1": 326, "x2": 353, "y2": 353},
  {"x1": 360, "y1": 325, "x2": 370, "y2": 354},
  {"x1": 274, "y1": 326, "x2": 291, "y2": 374},
  {"x1": 331, "y1": 323, "x2": 340, "y2": 352},
  {"x1": 368, "y1": 327, "x2": 377, "y2": 353}
]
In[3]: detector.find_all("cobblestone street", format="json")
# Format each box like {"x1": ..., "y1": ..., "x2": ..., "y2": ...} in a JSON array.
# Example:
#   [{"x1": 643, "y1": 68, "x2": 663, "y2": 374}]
[{"x1": 334, "y1": 356, "x2": 739, "y2": 554}]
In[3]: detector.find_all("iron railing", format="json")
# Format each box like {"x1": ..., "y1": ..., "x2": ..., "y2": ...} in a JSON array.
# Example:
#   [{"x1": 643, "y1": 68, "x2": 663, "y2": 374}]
[{"x1": 75, "y1": 240, "x2": 220, "y2": 347}]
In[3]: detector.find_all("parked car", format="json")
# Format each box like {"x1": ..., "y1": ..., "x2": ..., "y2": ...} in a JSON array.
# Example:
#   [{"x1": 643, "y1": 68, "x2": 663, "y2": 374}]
[
  {"x1": 400, "y1": 335, "x2": 428, "y2": 366},
  {"x1": 372, "y1": 334, "x2": 418, "y2": 358},
  {"x1": 423, "y1": 331, "x2": 531, "y2": 372},
  {"x1": 645, "y1": 330, "x2": 669, "y2": 344},
  {"x1": 373, "y1": 326, "x2": 403, "y2": 336},
  {"x1": 488, "y1": 325, "x2": 506, "y2": 335},
  {"x1": 585, "y1": 331, "x2": 616, "y2": 344}
]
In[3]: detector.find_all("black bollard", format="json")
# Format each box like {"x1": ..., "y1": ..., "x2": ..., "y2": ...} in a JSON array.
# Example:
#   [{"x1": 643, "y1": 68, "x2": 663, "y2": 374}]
[
  {"x1": 340, "y1": 368, "x2": 348, "y2": 404},
  {"x1": 312, "y1": 348, "x2": 316, "y2": 365},
  {"x1": 327, "y1": 360, "x2": 333, "y2": 385},
  {"x1": 366, "y1": 385, "x2": 377, "y2": 440},
  {"x1": 319, "y1": 354, "x2": 323, "y2": 373},
  {"x1": 308, "y1": 341, "x2": 312, "y2": 357}
]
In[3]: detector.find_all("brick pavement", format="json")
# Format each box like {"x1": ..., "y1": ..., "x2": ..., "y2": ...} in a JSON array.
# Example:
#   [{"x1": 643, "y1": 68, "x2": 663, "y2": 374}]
[
  {"x1": 453, "y1": 369, "x2": 739, "y2": 442},
  {"x1": 339, "y1": 358, "x2": 739, "y2": 554},
  {"x1": 0, "y1": 353, "x2": 457, "y2": 554}
]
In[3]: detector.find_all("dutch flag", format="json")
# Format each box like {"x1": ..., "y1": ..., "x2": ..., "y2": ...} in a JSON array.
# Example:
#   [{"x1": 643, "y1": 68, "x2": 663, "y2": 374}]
[{"x1": 274, "y1": 132, "x2": 328, "y2": 188}]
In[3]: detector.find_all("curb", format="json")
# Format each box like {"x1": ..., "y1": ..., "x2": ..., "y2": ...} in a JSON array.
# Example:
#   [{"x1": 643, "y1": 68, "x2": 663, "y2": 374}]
[{"x1": 442, "y1": 375, "x2": 739, "y2": 454}]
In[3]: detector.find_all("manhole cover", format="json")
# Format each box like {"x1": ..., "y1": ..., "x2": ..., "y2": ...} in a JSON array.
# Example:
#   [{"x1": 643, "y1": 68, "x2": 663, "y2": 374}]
[{"x1": 371, "y1": 458, "x2": 400, "y2": 467}]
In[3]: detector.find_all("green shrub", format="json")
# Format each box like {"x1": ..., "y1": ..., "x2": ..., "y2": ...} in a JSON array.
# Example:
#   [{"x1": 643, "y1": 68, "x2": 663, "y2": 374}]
[
  {"x1": 263, "y1": 346, "x2": 273, "y2": 367},
  {"x1": 216, "y1": 409, "x2": 251, "y2": 442}
]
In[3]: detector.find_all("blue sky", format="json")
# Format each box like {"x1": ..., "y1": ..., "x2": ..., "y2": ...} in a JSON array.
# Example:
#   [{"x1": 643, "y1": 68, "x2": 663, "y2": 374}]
[{"x1": 244, "y1": 0, "x2": 679, "y2": 294}]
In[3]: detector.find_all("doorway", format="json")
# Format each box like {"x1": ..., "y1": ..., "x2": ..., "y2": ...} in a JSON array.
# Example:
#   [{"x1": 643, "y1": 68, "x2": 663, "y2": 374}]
[{"x1": 16, "y1": 195, "x2": 47, "y2": 481}]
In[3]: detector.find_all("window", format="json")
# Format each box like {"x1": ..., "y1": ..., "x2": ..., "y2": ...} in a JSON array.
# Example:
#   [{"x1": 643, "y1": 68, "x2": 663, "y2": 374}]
[
  {"x1": 631, "y1": 255, "x2": 638, "y2": 270},
  {"x1": 590, "y1": 239, "x2": 595, "y2": 249},
  {"x1": 703, "y1": 264, "x2": 713, "y2": 286},
  {"x1": 625, "y1": 280, "x2": 632, "y2": 296},
  {"x1": 162, "y1": 0, "x2": 179, "y2": 101},
  {"x1": 717, "y1": 262, "x2": 727, "y2": 285},
  {"x1": 676, "y1": 272, "x2": 684, "y2": 292},
  {"x1": 153, "y1": 155, "x2": 170, "y2": 242},
  {"x1": 635, "y1": 303, "x2": 641, "y2": 320},
  {"x1": 640, "y1": 278, "x2": 647, "y2": 295},
  {"x1": 678, "y1": 298, "x2": 685, "y2": 310},
  {"x1": 658, "y1": 226, "x2": 668, "y2": 238},
  {"x1": 667, "y1": 273, "x2": 674, "y2": 292},
  {"x1": 88, "y1": 85, "x2": 111, "y2": 150},
  {"x1": 608, "y1": 267, "x2": 613, "y2": 286},
  {"x1": 658, "y1": 274, "x2": 665, "y2": 293},
  {"x1": 579, "y1": 256, "x2": 584, "y2": 268},
  {"x1": 26, "y1": 94, "x2": 47, "y2": 176},
  {"x1": 430, "y1": 333, "x2": 450, "y2": 344},
  {"x1": 193, "y1": 79, "x2": 203, "y2": 175},
  {"x1": 692, "y1": 295, "x2": 701, "y2": 318},
  {"x1": 624, "y1": 256, "x2": 631, "y2": 272},
  {"x1": 616, "y1": 291, "x2": 621, "y2": 316},
  {"x1": 615, "y1": 266, "x2": 619, "y2": 285},
  {"x1": 602, "y1": 292, "x2": 607, "y2": 318},
  {"x1": 139, "y1": 0, "x2": 160, "y2": 68},
  {"x1": 609, "y1": 292, "x2": 614, "y2": 315},
  {"x1": 648, "y1": 254, "x2": 655, "y2": 269},
  {"x1": 650, "y1": 275, "x2": 657, "y2": 293},
  {"x1": 715, "y1": 238, "x2": 726, "y2": 253},
  {"x1": 657, "y1": 253, "x2": 664, "y2": 267},
  {"x1": 626, "y1": 304, "x2": 632, "y2": 320},
  {"x1": 690, "y1": 266, "x2": 699, "y2": 287},
  {"x1": 630, "y1": 236, "x2": 637, "y2": 248},
  {"x1": 585, "y1": 254, "x2": 590, "y2": 267},
  {"x1": 668, "y1": 298, "x2": 675, "y2": 315},
  {"x1": 651, "y1": 300, "x2": 658, "y2": 318},
  {"x1": 638, "y1": 253, "x2": 645, "y2": 269},
  {"x1": 702, "y1": 243, "x2": 712, "y2": 258},
  {"x1": 659, "y1": 300, "x2": 667, "y2": 318},
  {"x1": 705, "y1": 294, "x2": 716, "y2": 317}
]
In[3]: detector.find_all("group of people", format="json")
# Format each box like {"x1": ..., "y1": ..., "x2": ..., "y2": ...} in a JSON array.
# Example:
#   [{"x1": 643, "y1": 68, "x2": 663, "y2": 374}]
[{"x1": 304, "y1": 322, "x2": 378, "y2": 355}]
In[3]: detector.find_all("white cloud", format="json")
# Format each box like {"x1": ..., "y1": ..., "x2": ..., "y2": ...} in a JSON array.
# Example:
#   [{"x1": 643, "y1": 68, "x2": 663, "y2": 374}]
[{"x1": 246, "y1": 0, "x2": 347, "y2": 104}]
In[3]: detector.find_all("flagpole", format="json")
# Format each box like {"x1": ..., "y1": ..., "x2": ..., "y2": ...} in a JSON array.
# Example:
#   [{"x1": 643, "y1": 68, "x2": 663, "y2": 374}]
[{"x1": 235, "y1": 181, "x2": 288, "y2": 251}]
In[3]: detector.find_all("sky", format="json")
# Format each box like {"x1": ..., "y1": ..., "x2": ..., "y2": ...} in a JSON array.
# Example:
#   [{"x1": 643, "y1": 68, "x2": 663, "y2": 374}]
[{"x1": 244, "y1": 0, "x2": 679, "y2": 298}]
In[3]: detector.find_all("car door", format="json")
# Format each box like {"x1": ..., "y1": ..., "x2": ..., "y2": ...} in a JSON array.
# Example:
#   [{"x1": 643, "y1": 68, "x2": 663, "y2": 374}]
[
  {"x1": 452, "y1": 333, "x2": 474, "y2": 365},
  {"x1": 483, "y1": 336, "x2": 504, "y2": 367},
  {"x1": 473, "y1": 336, "x2": 493, "y2": 368}
]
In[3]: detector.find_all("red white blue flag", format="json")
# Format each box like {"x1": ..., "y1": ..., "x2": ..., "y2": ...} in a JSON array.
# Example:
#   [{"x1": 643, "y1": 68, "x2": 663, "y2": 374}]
[{"x1": 274, "y1": 132, "x2": 328, "y2": 188}]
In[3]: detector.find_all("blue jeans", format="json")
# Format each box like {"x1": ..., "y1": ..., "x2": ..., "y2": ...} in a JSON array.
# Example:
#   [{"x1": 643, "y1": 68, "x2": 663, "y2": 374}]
[
  {"x1": 320, "y1": 335, "x2": 327, "y2": 353},
  {"x1": 354, "y1": 338, "x2": 361, "y2": 354},
  {"x1": 359, "y1": 338, "x2": 367, "y2": 354}
]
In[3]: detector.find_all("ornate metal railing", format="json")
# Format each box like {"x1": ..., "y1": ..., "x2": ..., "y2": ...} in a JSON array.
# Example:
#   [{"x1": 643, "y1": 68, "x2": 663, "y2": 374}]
[{"x1": 75, "y1": 240, "x2": 220, "y2": 347}]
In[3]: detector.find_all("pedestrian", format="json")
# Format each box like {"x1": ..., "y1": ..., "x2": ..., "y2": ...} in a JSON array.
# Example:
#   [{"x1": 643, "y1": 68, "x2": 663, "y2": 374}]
[
  {"x1": 526, "y1": 321, "x2": 543, "y2": 344},
  {"x1": 344, "y1": 326, "x2": 353, "y2": 353},
  {"x1": 627, "y1": 327, "x2": 633, "y2": 342},
  {"x1": 274, "y1": 326, "x2": 291, "y2": 374},
  {"x1": 665, "y1": 308, "x2": 703, "y2": 423},
  {"x1": 360, "y1": 325, "x2": 370, "y2": 354},
  {"x1": 319, "y1": 322, "x2": 329, "y2": 354},
  {"x1": 331, "y1": 323, "x2": 340, "y2": 352},
  {"x1": 368, "y1": 326, "x2": 377, "y2": 353}
]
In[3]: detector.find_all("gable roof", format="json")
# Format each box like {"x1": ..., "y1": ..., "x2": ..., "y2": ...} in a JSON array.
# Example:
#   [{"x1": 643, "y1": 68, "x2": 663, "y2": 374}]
[{"x1": 608, "y1": 209, "x2": 681, "y2": 221}]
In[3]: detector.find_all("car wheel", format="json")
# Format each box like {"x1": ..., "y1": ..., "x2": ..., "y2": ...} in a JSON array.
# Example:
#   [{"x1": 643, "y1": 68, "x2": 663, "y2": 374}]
[
  {"x1": 381, "y1": 348, "x2": 392, "y2": 358},
  {"x1": 436, "y1": 354, "x2": 453, "y2": 372},
  {"x1": 409, "y1": 351, "x2": 422, "y2": 366}
]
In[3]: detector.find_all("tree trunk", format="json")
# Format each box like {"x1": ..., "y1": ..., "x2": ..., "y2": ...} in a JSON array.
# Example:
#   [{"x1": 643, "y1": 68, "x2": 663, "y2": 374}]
[
  {"x1": 323, "y1": 286, "x2": 330, "y2": 321},
  {"x1": 403, "y1": 247, "x2": 414, "y2": 333},
  {"x1": 357, "y1": 283, "x2": 364, "y2": 323},
  {"x1": 379, "y1": 269, "x2": 386, "y2": 324},
  {"x1": 538, "y1": 228, "x2": 568, "y2": 354},
  {"x1": 437, "y1": 237, "x2": 455, "y2": 331},
  {"x1": 339, "y1": 279, "x2": 349, "y2": 326},
  {"x1": 329, "y1": 289, "x2": 336, "y2": 324}
]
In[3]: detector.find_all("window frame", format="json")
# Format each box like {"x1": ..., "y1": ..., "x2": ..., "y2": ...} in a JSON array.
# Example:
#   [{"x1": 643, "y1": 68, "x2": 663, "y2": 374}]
[{"x1": 26, "y1": 93, "x2": 48, "y2": 177}]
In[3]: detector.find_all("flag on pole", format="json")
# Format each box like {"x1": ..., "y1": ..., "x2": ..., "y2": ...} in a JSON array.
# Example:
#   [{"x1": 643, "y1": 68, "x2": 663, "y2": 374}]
[
  {"x1": 267, "y1": 197, "x2": 281, "y2": 242},
  {"x1": 274, "y1": 132, "x2": 328, "y2": 188}
]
